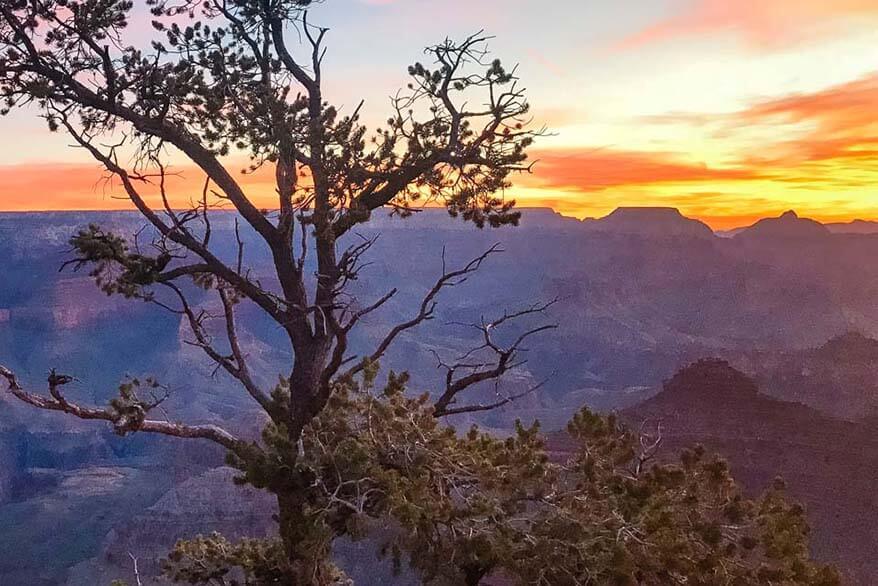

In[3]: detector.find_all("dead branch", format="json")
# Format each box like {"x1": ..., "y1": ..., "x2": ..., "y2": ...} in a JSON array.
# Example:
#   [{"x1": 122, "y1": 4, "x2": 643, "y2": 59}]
[
  {"x1": 163, "y1": 282, "x2": 273, "y2": 413},
  {"x1": 128, "y1": 552, "x2": 143, "y2": 586},
  {"x1": 342, "y1": 244, "x2": 504, "y2": 380},
  {"x1": 433, "y1": 375, "x2": 552, "y2": 417},
  {"x1": 432, "y1": 299, "x2": 558, "y2": 417},
  {"x1": 0, "y1": 365, "x2": 243, "y2": 453}
]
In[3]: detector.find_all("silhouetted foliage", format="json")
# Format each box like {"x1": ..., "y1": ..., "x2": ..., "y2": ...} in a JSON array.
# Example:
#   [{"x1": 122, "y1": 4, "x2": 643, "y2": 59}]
[
  {"x1": 0, "y1": 0, "x2": 552, "y2": 581},
  {"x1": 161, "y1": 371, "x2": 839, "y2": 585},
  {"x1": 0, "y1": 2, "x2": 840, "y2": 585}
]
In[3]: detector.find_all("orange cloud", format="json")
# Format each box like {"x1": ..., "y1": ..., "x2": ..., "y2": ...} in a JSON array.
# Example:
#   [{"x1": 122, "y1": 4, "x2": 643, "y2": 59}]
[
  {"x1": 0, "y1": 162, "x2": 279, "y2": 211},
  {"x1": 743, "y1": 74, "x2": 878, "y2": 130},
  {"x1": 512, "y1": 72, "x2": 878, "y2": 228},
  {"x1": 0, "y1": 163, "x2": 125, "y2": 211},
  {"x1": 4, "y1": 73, "x2": 878, "y2": 230},
  {"x1": 717, "y1": 74, "x2": 878, "y2": 178},
  {"x1": 618, "y1": 0, "x2": 878, "y2": 49},
  {"x1": 629, "y1": 72, "x2": 878, "y2": 174},
  {"x1": 526, "y1": 148, "x2": 757, "y2": 191}
]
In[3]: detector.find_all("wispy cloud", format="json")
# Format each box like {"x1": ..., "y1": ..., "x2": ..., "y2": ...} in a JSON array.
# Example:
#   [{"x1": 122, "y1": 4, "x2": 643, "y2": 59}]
[
  {"x1": 514, "y1": 72, "x2": 878, "y2": 227},
  {"x1": 616, "y1": 0, "x2": 878, "y2": 50},
  {"x1": 526, "y1": 148, "x2": 757, "y2": 191},
  {"x1": 3, "y1": 48, "x2": 878, "y2": 229},
  {"x1": 0, "y1": 162, "x2": 278, "y2": 211}
]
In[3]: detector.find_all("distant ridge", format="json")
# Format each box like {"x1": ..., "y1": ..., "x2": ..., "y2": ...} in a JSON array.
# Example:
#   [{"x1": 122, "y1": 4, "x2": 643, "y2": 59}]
[
  {"x1": 545, "y1": 359, "x2": 878, "y2": 584},
  {"x1": 752, "y1": 331, "x2": 878, "y2": 420},
  {"x1": 4, "y1": 208, "x2": 877, "y2": 237},
  {"x1": 825, "y1": 219, "x2": 878, "y2": 235},
  {"x1": 583, "y1": 206, "x2": 714, "y2": 239},
  {"x1": 617, "y1": 360, "x2": 878, "y2": 585},
  {"x1": 733, "y1": 210, "x2": 830, "y2": 240}
]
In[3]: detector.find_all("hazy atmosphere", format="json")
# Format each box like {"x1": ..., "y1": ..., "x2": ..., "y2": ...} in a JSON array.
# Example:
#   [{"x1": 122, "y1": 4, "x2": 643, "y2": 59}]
[
  {"x1": 2, "y1": 0, "x2": 878, "y2": 226},
  {"x1": 0, "y1": 1, "x2": 876, "y2": 585}
]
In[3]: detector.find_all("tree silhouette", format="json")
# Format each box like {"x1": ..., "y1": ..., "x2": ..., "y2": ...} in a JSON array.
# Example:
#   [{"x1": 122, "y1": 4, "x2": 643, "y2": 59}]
[{"x1": 0, "y1": 0, "x2": 549, "y2": 580}]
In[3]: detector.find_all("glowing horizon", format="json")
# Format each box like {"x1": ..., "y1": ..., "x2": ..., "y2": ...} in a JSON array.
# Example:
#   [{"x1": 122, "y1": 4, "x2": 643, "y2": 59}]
[
  {"x1": 0, "y1": 159, "x2": 863, "y2": 231},
  {"x1": 1, "y1": 0, "x2": 877, "y2": 229}
]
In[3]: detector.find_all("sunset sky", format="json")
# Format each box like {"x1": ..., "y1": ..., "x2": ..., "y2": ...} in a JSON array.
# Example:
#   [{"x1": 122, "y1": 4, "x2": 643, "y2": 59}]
[{"x1": 1, "y1": 0, "x2": 877, "y2": 228}]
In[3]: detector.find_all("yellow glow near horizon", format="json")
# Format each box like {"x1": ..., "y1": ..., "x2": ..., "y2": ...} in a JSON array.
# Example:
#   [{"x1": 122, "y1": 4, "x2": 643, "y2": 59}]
[{"x1": 1, "y1": 0, "x2": 877, "y2": 228}]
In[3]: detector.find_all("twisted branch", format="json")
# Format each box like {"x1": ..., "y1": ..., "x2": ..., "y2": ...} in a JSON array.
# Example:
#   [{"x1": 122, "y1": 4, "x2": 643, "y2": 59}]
[{"x1": 0, "y1": 365, "x2": 243, "y2": 454}]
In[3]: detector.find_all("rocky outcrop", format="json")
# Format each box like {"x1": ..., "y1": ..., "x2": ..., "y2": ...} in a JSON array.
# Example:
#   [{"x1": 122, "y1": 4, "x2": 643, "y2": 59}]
[
  {"x1": 735, "y1": 210, "x2": 830, "y2": 240},
  {"x1": 825, "y1": 219, "x2": 878, "y2": 234},
  {"x1": 747, "y1": 332, "x2": 878, "y2": 419},
  {"x1": 583, "y1": 207, "x2": 715, "y2": 239},
  {"x1": 617, "y1": 361, "x2": 878, "y2": 585},
  {"x1": 64, "y1": 467, "x2": 276, "y2": 585}
]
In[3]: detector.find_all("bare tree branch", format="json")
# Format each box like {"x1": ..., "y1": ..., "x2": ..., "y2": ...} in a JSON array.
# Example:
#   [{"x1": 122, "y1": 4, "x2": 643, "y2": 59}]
[
  {"x1": 432, "y1": 300, "x2": 559, "y2": 417},
  {"x1": 128, "y1": 552, "x2": 143, "y2": 586},
  {"x1": 433, "y1": 375, "x2": 552, "y2": 417},
  {"x1": 163, "y1": 282, "x2": 273, "y2": 414},
  {"x1": 342, "y1": 244, "x2": 503, "y2": 380},
  {"x1": 0, "y1": 365, "x2": 243, "y2": 453}
]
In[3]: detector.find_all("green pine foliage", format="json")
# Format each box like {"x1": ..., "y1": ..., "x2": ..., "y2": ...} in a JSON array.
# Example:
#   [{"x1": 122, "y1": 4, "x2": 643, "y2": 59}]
[{"x1": 161, "y1": 371, "x2": 839, "y2": 586}]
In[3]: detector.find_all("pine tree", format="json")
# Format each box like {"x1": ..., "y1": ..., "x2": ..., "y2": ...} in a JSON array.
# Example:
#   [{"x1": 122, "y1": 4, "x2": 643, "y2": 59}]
[
  {"x1": 161, "y1": 374, "x2": 840, "y2": 585},
  {"x1": 0, "y1": 1, "x2": 548, "y2": 581},
  {"x1": 0, "y1": 3, "x2": 841, "y2": 584}
]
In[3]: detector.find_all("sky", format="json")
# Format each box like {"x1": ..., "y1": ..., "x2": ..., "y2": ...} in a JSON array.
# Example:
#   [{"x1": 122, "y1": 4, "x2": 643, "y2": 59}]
[{"x1": 1, "y1": 0, "x2": 878, "y2": 228}]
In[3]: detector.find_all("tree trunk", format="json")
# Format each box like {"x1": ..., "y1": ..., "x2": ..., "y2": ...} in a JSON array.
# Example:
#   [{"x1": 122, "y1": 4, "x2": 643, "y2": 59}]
[
  {"x1": 463, "y1": 565, "x2": 487, "y2": 586},
  {"x1": 288, "y1": 346, "x2": 330, "y2": 439},
  {"x1": 276, "y1": 491, "x2": 341, "y2": 585},
  {"x1": 275, "y1": 353, "x2": 344, "y2": 586}
]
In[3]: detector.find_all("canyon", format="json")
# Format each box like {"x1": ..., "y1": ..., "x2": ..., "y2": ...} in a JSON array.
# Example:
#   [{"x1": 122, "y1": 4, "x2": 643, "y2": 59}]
[{"x1": 1, "y1": 207, "x2": 877, "y2": 584}]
